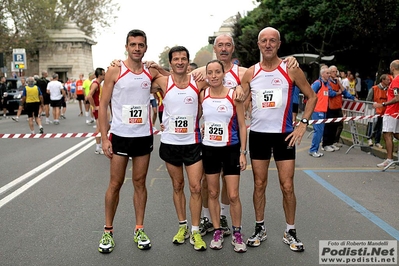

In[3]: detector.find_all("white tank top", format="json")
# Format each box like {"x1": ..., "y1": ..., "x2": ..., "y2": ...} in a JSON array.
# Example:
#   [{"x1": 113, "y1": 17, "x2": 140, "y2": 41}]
[
  {"x1": 160, "y1": 75, "x2": 201, "y2": 144},
  {"x1": 224, "y1": 64, "x2": 241, "y2": 89},
  {"x1": 202, "y1": 88, "x2": 239, "y2": 147},
  {"x1": 250, "y1": 61, "x2": 294, "y2": 133},
  {"x1": 110, "y1": 62, "x2": 152, "y2": 137}
]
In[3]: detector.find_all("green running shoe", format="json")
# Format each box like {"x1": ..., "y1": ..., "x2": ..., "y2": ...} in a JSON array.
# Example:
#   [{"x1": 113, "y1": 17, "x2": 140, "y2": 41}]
[
  {"x1": 190, "y1": 230, "x2": 207, "y2": 251},
  {"x1": 134, "y1": 229, "x2": 152, "y2": 250},
  {"x1": 173, "y1": 225, "x2": 189, "y2": 244},
  {"x1": 98, "y1": 232, "x2": 115, "y2": 253}
]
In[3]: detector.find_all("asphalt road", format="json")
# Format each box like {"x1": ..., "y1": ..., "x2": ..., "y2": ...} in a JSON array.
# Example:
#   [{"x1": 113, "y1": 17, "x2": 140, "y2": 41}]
[{"x1": 0, "y1": 102, "x2": 398, "y2": 266}]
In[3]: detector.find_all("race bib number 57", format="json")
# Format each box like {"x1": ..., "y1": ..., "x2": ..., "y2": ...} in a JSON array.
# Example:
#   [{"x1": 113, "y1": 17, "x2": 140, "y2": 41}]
[{"x1": 256, "y1": 88, "x2": 283, "y2": 109}]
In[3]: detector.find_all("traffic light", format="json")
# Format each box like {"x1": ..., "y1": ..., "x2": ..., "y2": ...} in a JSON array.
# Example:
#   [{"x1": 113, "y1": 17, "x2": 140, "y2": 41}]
[{"x1": 15, "y1": 63, "x2": 25, "y2": 69}]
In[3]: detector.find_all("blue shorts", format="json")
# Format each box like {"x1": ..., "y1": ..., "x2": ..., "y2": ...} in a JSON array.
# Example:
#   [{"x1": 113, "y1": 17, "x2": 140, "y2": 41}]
[{"x1": 150, "y1": 99, "x2": 157, "y2": 108}]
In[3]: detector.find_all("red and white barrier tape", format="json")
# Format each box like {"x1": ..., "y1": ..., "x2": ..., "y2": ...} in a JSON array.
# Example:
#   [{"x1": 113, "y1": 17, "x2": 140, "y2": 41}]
[
  {"x1": 0, "y1": 132, "x2": 101, "y2": 139},
  {"x1": 307, "y1": 114, "x2": 380, "y2": 125},
  {"x1": 0, "y1": 114, "x2": 389, "y2": 139},
  {"x1": 0, "y1": 131, "x2": 163, "y2": 139}
]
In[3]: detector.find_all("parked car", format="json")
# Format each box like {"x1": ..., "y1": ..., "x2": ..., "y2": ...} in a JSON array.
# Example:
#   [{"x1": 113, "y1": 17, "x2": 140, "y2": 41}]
[{"x1": 4, "y1": 78, "x2": 23, "y2": 115}]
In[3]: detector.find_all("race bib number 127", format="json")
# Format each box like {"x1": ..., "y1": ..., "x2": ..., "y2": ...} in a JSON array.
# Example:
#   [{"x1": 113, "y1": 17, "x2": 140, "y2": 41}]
[{"x1": 122, "y1": 105, "x2": 148, "y2": 125}]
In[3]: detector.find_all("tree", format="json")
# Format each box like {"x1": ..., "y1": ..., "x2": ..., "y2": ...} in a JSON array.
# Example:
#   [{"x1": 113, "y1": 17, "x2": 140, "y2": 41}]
[
  {"x1": 0, "y1": 0, "x2": 119, "y2": 54},
  {"x1": 158, "y1": 46, "x2": 171, "y2": 70},
  {"x1": 192, "y1": 45, "x2": 213, "y2": 67},
  {"x1": 233, "y1": 0, "x2": 399, "y2": 80}
]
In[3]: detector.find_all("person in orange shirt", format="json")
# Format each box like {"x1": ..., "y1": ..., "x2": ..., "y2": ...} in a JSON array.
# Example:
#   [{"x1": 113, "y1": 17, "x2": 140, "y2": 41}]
[
  {"x1": 75, "y1": 73, "x2": 85, "y2": 116},
  {"x1": 322, "y1": 65, "x2": 355, "y2": 151},
  {"x1": 309, "y1": 67, "x2": 330, "y2": 157},
  {"x1": 373, "y1": 60, "x2": 399, "y2": 168},
  {"x1": 366, "y1": 74, "x2": 390, "y2": 148}
]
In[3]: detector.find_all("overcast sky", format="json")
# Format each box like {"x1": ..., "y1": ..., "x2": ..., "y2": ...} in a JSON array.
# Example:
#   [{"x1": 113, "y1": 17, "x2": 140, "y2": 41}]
[{"x1": 91, "y1": 0, "x2": 258, "y2": 69}]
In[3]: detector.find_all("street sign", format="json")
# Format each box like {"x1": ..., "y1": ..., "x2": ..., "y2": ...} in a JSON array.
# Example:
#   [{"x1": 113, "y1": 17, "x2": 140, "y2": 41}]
[
  {"x1": 13, "y1": 53, "x2": 25, "y2": 63},
  {"x1": 11, "y1": 62, "x2": 27, "y2": 72},
  {"x1": 12, "y1": 48, "x2": 27, "y2": 70}
]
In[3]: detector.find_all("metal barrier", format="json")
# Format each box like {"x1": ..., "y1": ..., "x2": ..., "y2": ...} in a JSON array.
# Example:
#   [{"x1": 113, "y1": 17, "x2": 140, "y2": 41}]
[{"x1": 341, "y1": 99, "x2": 376, "y2": 154}]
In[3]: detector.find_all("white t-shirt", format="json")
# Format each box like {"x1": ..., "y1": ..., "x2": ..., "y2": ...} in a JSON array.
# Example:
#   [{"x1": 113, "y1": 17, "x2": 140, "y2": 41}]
[{"x1": 47, "y1": 80, "x2": 64, "y2": 100}]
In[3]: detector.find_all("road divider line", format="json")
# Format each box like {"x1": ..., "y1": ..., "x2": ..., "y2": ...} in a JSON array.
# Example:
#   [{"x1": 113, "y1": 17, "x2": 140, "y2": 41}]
[
  {"x1": 304, "y1": 169, "x2": 399, "y2": 241},
  {"x1": 0, "y1": 138, "x2": 94, "y2": 196},
  {"x1": 0, "y1": 140, "x2": 94, "y2": 209}
]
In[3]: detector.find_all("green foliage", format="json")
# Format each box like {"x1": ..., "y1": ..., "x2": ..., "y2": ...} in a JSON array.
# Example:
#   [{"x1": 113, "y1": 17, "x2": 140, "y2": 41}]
[
  {"x1": 193, "y1": 45, "x2": 213, "y2": 67},
  {"x1": 0, "y1": 0, "x2": 119, "y2": 53},
  {"x1": 233, "y1": 0, "x2": 399, "y2": 79},
  {"x1": 158, "y1": 46, "x2": 171, "y2": 70}
]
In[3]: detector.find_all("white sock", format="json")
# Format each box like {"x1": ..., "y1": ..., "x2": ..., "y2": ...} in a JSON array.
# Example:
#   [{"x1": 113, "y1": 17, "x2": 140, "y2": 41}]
[
  {"x1": 220, "y1": 203, "x2": 229, "y2": 217},
  {"x1": 286, "y1": 223, "x2": 295, "y2": 232},
  {"x1": 96, "y1": 143, "x2": 101, "y2": 150},
  {"x1": 191, "y1": 225, "x2": 199, "y2": 233},
  {"x1": 202, "y1": 207, "x2": 211, "y2": 221},
  {"x1": 85, "y1": 111, "x2": 89, "y2": 117}
]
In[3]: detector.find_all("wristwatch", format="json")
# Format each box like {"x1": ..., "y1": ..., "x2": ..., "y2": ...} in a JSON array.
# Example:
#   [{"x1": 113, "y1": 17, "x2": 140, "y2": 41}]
[
  {"x1": 240, "y1": 150, "x2": 247, "y2": 155},
  {"x1": 300, "y1": 118, "x2": 309, "y2": 125}
]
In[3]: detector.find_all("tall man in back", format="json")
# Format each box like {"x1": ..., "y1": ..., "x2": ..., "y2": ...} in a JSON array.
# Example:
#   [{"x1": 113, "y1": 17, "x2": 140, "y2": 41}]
[{"x1": 240, "y1": 27, "x2": 317, "y2": 252}]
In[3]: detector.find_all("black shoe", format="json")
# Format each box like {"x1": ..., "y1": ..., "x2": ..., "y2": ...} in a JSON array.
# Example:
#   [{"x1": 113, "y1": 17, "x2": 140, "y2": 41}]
[
  {"x1": 282, "y1": 229, "x2": 304, "y2": 252},
  {"x1": 199, "y1": 217, "x2": 214, "y2": 236},
  {"x1": 220, "y1": 215, "x2": 231, "y2": 236}
]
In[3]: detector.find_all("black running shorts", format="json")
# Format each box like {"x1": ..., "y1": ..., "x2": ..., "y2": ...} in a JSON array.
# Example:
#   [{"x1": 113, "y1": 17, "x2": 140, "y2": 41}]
[
  {"x1": 159, "y1": 142, "x2": 201, "y2": 167},
  {"x1": 110, "y1": 133, "x2": 153, "y2": 157},
  {"x1": 249, "y1": 131, "x2": 295, "y2": 161},
  {"x1": 202, "y1": 143, "x2": 241, "y2": 175}
]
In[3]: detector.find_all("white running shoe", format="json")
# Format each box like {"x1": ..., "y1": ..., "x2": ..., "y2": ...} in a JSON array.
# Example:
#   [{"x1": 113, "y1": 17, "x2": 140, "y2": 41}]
[
  {"x1": 309, "y1": 152, "x2": 324, "y2": 158},
  {"x1": 322, "y1": 145, "x2": 335, "y2": 152},
  {"x1": 377, "y1": 159, "x2": 395, "y2": 169},
  {"x1": 331, "y1": 145, "x2": 340, "y2": 151}
]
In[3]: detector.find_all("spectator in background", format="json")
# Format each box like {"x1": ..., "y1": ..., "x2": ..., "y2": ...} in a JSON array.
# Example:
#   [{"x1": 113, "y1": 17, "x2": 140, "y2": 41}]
[
  {"x1": 12, "y1": 77, "x2": 27, "y2": 122},
  {"x1": 87, "y1": 68, "x2": 105, "y2": 154},
  {"x1": 21, "y1": 76, "x2": 44, "y2": 134},
  {"x1": 75, "y1": 74, "x2": 85, "y2": 116},
  {"x1": 342, "y1": 73, "x2": 357, "y2": 98},
  {"x1": 155, "y1": 90, "x2": 164, "y2": 124},
  {"x1": 355, "y1": 72, "x2": 362, "y2": 98},
  {"x1": 36, "y1": 71, "x2": 50, "y2": 124},
  {"x1": 47, "y1": 73, "x2": 66, "y2": 125},
  {"x1": 0, "y1": 76, "x2": 8, "y2": 119},
  {"x1": 69, "y1": 78, "x2": 76, "y2": 103},
  {"x1": 309, "y1": 66, "x2": 330, "y2": 156},
  {"x1": 83, "y1": 72, "x2": 96, "y2": 124},
  {"x1": 322, "y1": 65, "x2": 355, "y2": 150},
  {"x1": 364, "y1": 75, "x2": 374, "y2": 91},
  {"x1": 187, "y1": 62, "x2": 198, "y2": 73},
  {"x1": 367, "y1": 74, "x2": 390, "y2": 148},
  {"x1": 59, "y1": 79, "x2": 67, "y2": 119},
  {"x1": 65, "y1": 78, "x2": 72, "y2": 101},
  {"x1": 292, "y1": 85, "x2": 300, "y2": 122}
]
